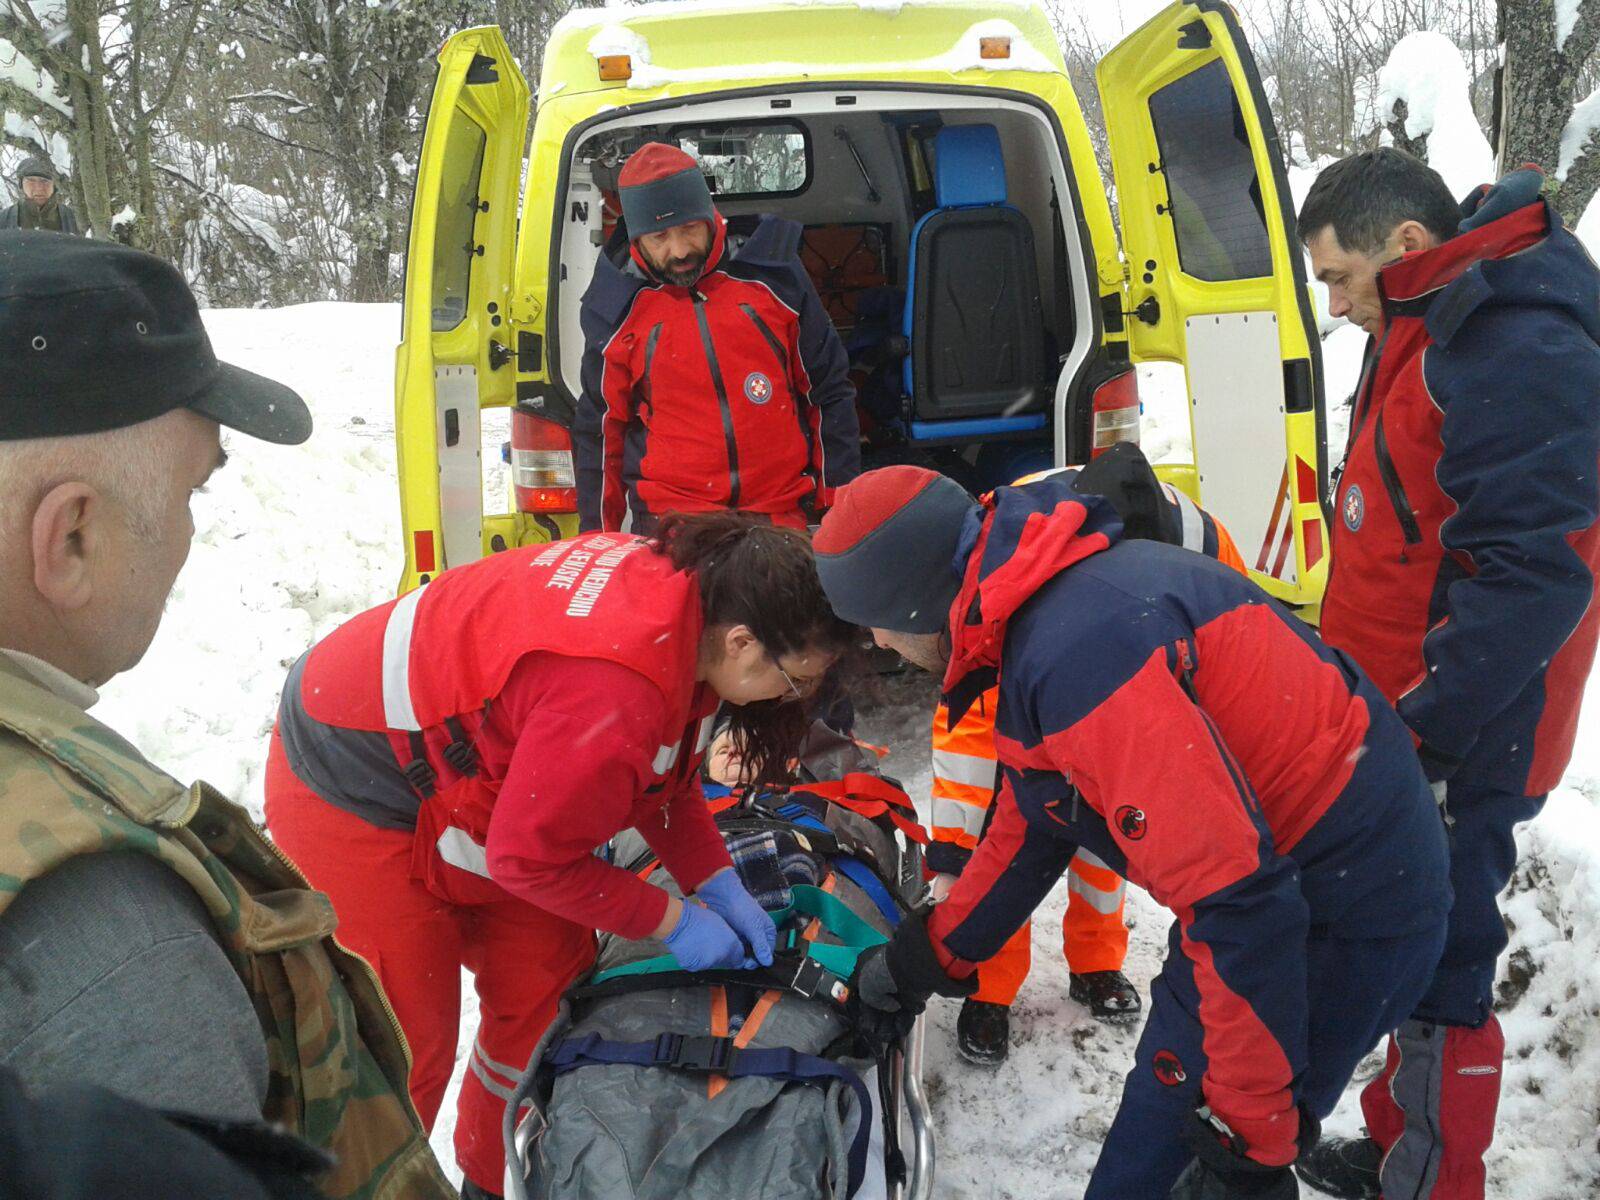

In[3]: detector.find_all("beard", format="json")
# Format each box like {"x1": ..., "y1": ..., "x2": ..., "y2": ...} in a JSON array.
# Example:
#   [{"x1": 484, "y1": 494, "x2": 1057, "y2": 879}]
[{"x1": 657, "y1": 252, "x2": 707, "y2": 287}]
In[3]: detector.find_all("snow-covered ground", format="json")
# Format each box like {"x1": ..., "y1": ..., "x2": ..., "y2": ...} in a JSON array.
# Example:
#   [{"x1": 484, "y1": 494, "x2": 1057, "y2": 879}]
[{"x1": 97, "y1": 302, "x2": 1600, "y2": 1196}]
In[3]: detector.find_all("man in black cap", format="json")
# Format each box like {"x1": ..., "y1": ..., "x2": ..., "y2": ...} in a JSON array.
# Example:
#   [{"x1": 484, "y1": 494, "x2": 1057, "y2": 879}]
[
  {"x1": 0, "y1": 231, "x2": 454, "y2": 1199},
  {"x1": 0, "y1": 157, "x2": 79, "y2": 234}
]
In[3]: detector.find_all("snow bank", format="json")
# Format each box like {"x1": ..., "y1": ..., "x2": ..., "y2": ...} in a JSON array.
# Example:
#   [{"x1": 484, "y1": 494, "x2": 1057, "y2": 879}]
[
  {"x1": 1377, "y1": 31, "x2": 1494, "y2": 199},
  {"x1": 1580, "y1": 190, "x2": 1600, "y2": 255},
  {"x1": 1558, "y1": 86, "x2": 1600, "y2": 182},
  {"x1": 93, "y1": 303, "x2": 1600, "y2": 1194}
]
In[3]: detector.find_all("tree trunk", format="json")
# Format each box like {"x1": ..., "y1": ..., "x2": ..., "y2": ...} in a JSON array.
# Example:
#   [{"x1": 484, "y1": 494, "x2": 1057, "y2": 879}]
[{"x1": 1498, "y1": 0, "x2": 1600, "y2": 224}]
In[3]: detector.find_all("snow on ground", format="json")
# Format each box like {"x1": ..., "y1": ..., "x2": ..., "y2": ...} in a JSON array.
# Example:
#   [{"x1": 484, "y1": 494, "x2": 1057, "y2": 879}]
[{"x1": 98, "y1": 302, "x2": 1600, "y2": 1195}]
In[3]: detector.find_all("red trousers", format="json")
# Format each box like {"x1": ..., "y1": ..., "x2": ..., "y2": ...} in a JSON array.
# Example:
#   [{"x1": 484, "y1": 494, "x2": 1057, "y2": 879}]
[{"x1": 264, "y1": 730, "x2": 595, "y2": 1193}]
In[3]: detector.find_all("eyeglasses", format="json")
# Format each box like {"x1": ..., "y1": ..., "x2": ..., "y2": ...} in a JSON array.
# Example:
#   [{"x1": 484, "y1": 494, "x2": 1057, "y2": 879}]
[{"x1": 770, "y1": 654, "x2": 824, "y2": 702}]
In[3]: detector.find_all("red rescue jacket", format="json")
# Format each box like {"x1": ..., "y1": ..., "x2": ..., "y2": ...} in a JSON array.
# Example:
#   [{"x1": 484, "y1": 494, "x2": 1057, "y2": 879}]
[{"x1": 293, "y1": 534, "x2": 726, "y2": 930}]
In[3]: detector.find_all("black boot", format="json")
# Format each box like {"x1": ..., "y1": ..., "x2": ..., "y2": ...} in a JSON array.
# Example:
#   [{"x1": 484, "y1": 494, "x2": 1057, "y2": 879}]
[
  {"x1": 1068, "y1": 970, "x2": 1142, "y2": 1022},
  {"x1": 955, "y1": 998, "x2": 1010, "y2": 1065},
  {"x1": 1295, "y1": 1135, "x2": 1382, "y2": 1199}
]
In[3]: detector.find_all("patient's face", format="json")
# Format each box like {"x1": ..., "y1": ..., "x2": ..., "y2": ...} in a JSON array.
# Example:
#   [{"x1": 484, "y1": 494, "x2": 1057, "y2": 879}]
[{"x1": 705, "y1": 729, "x2": 750, "y2": 786}]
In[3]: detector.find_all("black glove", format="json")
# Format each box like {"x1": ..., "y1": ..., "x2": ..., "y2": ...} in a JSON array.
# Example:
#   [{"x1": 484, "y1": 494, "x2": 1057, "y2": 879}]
[
  {"x1": 1169, "y1": 1104, "x2": 1319, "y2": 1200},
  {"x1": 845, "y1": 912, "x2": 976, "y2": 1050}
]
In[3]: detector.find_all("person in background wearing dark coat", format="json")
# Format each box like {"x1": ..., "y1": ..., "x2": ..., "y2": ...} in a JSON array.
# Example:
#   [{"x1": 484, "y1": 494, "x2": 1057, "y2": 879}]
[
  {"x1": 1294, "y1": 151, "x2": 1600, "y2": 1200},
  {"x1": 0, "y1": 158, "x2": 79, "y2": 234}
]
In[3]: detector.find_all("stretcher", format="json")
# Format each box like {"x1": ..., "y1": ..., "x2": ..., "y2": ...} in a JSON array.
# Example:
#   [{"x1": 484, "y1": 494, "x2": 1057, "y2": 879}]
[{"x1": 503, "y1": 776, "x2": 937, "y2": 1200}]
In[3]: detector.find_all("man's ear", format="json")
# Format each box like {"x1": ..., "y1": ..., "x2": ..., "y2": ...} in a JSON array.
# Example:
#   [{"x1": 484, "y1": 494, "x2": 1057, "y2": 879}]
[
  {"x1": 30, "y1": 482, "x2": 98, "y2": 612},
  {"x1": 1393, "y1": 219, "x2": 1438, "y2": 256}
]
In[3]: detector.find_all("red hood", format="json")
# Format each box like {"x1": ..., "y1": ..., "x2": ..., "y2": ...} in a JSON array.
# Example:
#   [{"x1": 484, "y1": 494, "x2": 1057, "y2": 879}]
[
  {"x1": 629, "y1": 209, "x2": 728, "y2": 288},
  {"x1": 941, "y1": 477, "x2": 1124, "y2": 717}
]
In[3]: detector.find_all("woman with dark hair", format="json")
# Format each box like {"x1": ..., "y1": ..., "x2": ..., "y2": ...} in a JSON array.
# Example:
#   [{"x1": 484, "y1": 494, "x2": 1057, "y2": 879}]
[{"x1": 262, "y1": 513, "x2": 855, "y2": 1200}]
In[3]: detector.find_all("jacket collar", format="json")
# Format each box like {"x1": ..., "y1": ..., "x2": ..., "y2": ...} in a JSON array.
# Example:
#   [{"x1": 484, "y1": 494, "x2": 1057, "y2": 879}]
[
  {"x1": 1378, "y1": 200, "x2": 1550, "y2": 347},
  {"x1": 0, "y1": 648, "x2": 98, "y2": 709},
  {"x1": 627, "y1": 209, "x2": 729, "y2": 290},
  {"x1": 940, "y1": 477, "x2": 1123, "y2": 724}
]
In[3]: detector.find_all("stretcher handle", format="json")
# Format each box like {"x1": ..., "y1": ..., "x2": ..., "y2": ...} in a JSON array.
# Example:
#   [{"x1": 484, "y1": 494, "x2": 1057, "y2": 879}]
[{"x1": 504, "y1": 1000, "x2": 572, "y2": 1200}]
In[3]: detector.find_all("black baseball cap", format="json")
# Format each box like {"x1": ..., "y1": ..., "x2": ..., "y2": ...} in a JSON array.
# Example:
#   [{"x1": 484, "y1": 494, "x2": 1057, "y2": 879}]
[{"x1": 0, "y1": 230, "x2": 311, "y2": 444}]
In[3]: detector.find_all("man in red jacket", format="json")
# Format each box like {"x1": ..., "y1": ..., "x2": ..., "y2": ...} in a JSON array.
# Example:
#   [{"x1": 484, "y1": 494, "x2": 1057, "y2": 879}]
[
  {"x1": 573, "y1": 142, "x2": 860, "y2": 532},
  {"x1": 1295, "y1": 151, "x2": 1600, "y2": 1200}
]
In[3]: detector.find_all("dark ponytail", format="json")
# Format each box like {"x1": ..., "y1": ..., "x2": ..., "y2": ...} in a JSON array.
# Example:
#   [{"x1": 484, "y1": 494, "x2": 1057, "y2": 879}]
[{"x1": 651, "y1": 511, "x2": 859, "y2": 787}]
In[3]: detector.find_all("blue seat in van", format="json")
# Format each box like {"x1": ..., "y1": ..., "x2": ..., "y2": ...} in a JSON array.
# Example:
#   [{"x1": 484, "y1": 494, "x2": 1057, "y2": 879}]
[{"x1": 902, "y1": 124, "x2": 1047, "y2": 438}]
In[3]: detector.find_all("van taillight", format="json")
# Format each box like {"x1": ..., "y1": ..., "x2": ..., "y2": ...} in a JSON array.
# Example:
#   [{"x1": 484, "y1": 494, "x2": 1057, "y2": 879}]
[
  {"x1": 1091, "y1": 369, "x2": 1141, "y2": 457},
  {"x1": 511, "y1": 408, "x2": 578, "y2": 513}
]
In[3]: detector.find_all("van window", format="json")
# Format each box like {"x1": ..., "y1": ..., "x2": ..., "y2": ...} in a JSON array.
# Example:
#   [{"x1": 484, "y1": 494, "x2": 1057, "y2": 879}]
[
  {"x1": 1147, "y1": 60, "x2": 1272, "y2": 282},
  {"x1": 431, "y1": 118, "x2": 487, "y2": 331},
  {"x1": 671, "y1": 122, "x2": 810, "y2": 198}
]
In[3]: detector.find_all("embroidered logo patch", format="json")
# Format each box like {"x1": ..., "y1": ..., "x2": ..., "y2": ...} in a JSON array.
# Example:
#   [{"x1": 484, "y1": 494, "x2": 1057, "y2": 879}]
[
  {"x1": 743, "y1": 371, "x2": 773, "y2": 404},
  {"x1": 1115, "y1": 805, "x2": 1147, "y2": 841},
  {"x1": 1343, "y1": 484, "x2": 1365, "y2": 532},
  {"x1": 1153, "y1": 1050, "x2": 1187, "y2": 1086}
]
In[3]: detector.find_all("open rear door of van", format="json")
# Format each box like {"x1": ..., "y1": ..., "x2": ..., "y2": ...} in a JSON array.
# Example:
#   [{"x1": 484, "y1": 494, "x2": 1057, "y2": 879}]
[
  {"x1": 1097, "y1": 1, "x2": 1327, "y2": 611},
  {"x1": 394, "y1": 27, "x2": 529, "y2": 594}
]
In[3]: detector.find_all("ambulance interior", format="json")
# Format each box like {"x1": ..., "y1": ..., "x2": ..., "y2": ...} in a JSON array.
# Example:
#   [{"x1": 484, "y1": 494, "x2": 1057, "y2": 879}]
[{"x1": 553, "y1": 90, "x2": 1100, "y2": 474}]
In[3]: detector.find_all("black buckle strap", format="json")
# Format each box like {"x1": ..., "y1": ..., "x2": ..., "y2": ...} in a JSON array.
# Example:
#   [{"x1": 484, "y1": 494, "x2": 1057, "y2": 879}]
[
  {"x1": 403, "y1": 730, "x2": 436, "y2": 798},
  {"x1": 442, "y1": 716, "x2": 479, "y2": 777},
  {"x1": 652, "y1": 1033, "x2": 738, "y2": 1074},
  {"x1": 773, "y1": 953, "x2": 850, "y2": 1006}
]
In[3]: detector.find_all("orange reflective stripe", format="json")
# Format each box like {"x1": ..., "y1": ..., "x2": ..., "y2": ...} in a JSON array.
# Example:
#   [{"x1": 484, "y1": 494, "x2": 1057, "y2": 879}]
[
  {"x1": 1213, "y1": 519, "x2": 1248, "y2": 575},
  {"x1": 1068, "y1": 854, "x2": 1125, "y2": 896},
  {"x1": 929, "y1": 823, "x2": 980, "y2": 851},
  {"x1": 932, "y1": 694, "x2": 1000, "y2": 759},
  {"x1": 929, "y1": 777, "x2": 993, "y2": 809}
]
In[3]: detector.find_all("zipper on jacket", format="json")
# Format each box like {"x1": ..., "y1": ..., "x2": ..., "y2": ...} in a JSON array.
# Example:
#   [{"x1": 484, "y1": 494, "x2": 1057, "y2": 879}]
[
  {"x1": 641, "y1": 322, "x2": 664, "y2": 417},
  {"x1": 740, "y1": 300, "x2": 821, "y2": 505},
  {"x1": 1372, "y1": 413, "x2": 1424, "y2": 558},
  {"x1": 739, "y1": 303, "x2": 788, "y2": 371},
  {"x1": 693, "y1": 291, "x2": 741, "y2": 508}
]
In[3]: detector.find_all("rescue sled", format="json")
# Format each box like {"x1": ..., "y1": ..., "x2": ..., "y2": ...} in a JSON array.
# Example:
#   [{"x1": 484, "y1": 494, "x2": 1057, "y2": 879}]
[{"x1": 503, "y1": 771, "x2": 935, "y2": 1200}]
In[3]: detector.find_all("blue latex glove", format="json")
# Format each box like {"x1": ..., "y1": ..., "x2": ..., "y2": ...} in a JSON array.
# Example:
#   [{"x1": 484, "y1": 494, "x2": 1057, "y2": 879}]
[
  {"x1": 696, "y1": 868, "x2": 778, "y2": 967},
  {"x1": 663, "y1": 902, "x2": 758, "y2": 971}
]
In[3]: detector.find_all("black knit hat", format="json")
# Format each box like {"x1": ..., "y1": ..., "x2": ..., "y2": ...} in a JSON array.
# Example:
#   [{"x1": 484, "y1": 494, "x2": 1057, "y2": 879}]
[{"x1": 813, "y1": 466, "x2": 975, "y2": 634}]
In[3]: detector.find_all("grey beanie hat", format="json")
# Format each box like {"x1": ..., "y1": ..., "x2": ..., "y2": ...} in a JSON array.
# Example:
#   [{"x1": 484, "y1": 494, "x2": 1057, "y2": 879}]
[
  {"x1": 813, "y1": 466, "x2": 975, "y2": 634},
  {"x1": 17, "y1": 156, "x2": 56, "y2": 183}
]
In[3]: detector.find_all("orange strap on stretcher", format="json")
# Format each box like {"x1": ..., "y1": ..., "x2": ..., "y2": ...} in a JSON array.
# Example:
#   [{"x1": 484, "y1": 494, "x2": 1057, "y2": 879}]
[{"x1": 801, "y1": 774, "x2": 929, "y2": 844}]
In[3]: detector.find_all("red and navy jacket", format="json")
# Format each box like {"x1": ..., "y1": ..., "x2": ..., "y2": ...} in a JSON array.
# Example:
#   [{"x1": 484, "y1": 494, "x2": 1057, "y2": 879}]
[
  {"x1": 574, "y1": 212, "x2": 860, "y2": 532},
  {"x1": 1322, "y1": 171, "x2": 1600, "y2": 796},
  {"x1": 928, "y1": 477, "x2": 1451, "y2": 1165}
]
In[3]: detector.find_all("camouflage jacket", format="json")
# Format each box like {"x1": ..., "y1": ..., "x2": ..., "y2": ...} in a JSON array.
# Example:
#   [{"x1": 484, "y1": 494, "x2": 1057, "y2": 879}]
[{"x1": 0, "y1": 656, "x2": 455, "y2": 1200}]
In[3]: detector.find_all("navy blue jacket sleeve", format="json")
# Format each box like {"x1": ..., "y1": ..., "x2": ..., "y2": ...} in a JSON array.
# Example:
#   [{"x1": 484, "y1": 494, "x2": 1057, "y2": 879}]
[
  {"x1": 790, "y1": 264, "x2": 861, "y2": 490},
  {"x1": 573, "y1": 336, "x2": 607, "y2": 533},
  {"x1": 1403, "y1": 306, "x2": 1600, "y2": 776}
]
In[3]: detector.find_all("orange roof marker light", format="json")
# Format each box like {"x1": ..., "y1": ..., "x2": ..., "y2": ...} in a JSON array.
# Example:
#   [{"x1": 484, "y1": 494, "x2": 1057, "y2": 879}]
[
  {"x1": 597, "y1": 54, "x2": 632, "y2": 81},
  {"x1": 979, "y1": 35, "x2": 1011, "y2": 59}
]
